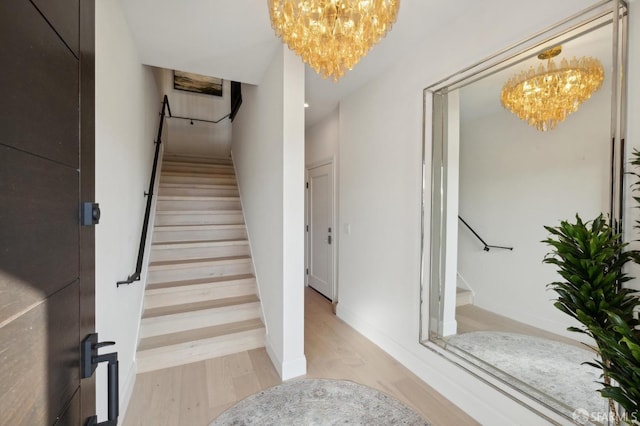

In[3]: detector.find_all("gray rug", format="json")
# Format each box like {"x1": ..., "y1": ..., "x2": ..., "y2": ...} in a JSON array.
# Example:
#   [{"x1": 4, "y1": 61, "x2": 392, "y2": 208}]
[
  {"x1": 446, "y1": 331, "x2": 605, "y2": 415},
  {"x1": 210, "y1": 379, "x2": 430, "y2": 425}
]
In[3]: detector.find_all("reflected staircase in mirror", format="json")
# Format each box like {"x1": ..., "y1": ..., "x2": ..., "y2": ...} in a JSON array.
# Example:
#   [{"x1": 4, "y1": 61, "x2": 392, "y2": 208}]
[
  {"x1": 136, "y1": 154, "x2": 264, "y2": 373},
  {"x1": 456, "y1": 273, "x2": 473, "y2": 307},
  {"x1": 456, "y1": 288, "x2": 473, "y2": 307}
]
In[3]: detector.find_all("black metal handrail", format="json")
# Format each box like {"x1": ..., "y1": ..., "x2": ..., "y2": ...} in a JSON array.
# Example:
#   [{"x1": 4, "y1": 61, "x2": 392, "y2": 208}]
[
  {"x1": 169, "y1": 113, "x2": 230, "y2": 125},
  {"x1": 458, "y1": 216, "x2": 513, "y2": 252},
  {"x1": 117, "y1": 95, "x2": 172, "y2": 287}
]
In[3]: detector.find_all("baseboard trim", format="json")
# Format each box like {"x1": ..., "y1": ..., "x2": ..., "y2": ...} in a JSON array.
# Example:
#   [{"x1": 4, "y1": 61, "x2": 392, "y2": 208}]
[
  {"x1": 265, "y1": 335, "x2": 307, "y2": 381},
  {"x1": 281, "y1": 355, "x2": 307, "y2": 381},
  {"x1": 118, "y1": 360, "x2": 137, "y2": 426}
]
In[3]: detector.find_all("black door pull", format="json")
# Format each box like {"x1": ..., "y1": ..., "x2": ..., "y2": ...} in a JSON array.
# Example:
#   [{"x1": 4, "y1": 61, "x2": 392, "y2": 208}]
[{"x1": 81, "y1": 333, "x2": 119, "y2": 426}]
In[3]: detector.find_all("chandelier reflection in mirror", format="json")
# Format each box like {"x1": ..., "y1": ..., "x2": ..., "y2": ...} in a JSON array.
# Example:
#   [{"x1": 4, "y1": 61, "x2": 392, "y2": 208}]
[
  {"x1": 268, "y1": 0, "x2": 400, "y2": 81},
  {"x1": 500, "y1": 46, "x2": 605, "y2": 131}
]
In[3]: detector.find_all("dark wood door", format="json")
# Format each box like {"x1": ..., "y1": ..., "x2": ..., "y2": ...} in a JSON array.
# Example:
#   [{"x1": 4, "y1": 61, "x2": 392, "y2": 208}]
[{"x1": 0, "y1": 0, "x2": 95, "y2": 424}]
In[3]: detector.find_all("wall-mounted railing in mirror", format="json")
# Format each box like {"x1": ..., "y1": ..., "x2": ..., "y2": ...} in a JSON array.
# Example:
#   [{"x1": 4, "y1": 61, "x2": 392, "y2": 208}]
[
  {"x1": 420, "y1": 0, "x2": 628, "y2": 423},
  {"x1": 457, "y1": 216, "x2": 513, "y2": 252}
]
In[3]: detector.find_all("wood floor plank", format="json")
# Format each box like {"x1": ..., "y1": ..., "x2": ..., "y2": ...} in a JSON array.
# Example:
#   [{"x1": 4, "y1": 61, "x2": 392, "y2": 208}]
[
  {"x1": 179, "y1": 363, "x2": 210, "y2": 425},
  {"x1": 223, "y1": 351, "x2": 254, "y2": 378},
  {"x1": 204, "y1": 356, "x2": 236, "y2": 408},
  {"x1": 230, "y1": 372, "x2": 261, "y2": 402},
  {"x1": 247, "y1": 348, "x2": 280, "y2": 389},
  {"x1": 123, "y1": 287, "x2": 478, "y2": 426},
  {"x1": 456, "y1": 304, "x2": 584, "y2": 348},
  {"x1": 128, "y1": 367, "x2": 182, "y2": 426}
]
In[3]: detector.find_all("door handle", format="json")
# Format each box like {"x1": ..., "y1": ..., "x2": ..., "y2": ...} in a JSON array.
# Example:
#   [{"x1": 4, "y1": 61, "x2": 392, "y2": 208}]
[
  {"x1": 81, "y1": 333, "x2": 119, "y2": 426},
  {"x1": 328, "y1": 235, "x2": 332, "y2": 244}
]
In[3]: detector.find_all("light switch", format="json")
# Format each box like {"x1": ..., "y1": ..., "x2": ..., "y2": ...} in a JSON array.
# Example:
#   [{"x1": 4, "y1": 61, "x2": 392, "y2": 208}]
[{"x1": 344, "y1": 223, "x2": 351, "y2": 234}]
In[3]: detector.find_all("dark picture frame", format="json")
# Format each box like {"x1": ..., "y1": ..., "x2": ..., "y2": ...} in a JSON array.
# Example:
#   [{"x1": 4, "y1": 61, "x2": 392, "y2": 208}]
[{"x1": 174, "y1": 70, "x2": 223, "y2": 96}]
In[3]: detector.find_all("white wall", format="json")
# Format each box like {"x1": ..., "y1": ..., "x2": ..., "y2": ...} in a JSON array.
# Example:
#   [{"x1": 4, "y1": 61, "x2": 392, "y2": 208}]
[
  {"x1": 305, "y1": 109, "x2": 340, "y2": 298},
  {"x1": 306, "y1": 108, "x2": 339, "y2": 166},
  {"x1": 231, "y1": 45, "x2": 306, "y2": 380},
  {"x1": 96, "y1": 1, "x2": 160, "y2": 421},
  {"x1": 457, "y1": 67, "x2": 611, "y2": 338},
  {"x1": 153, "y1": 68, "x2": 233, "y2": 158},
  {"x1": 334, "y1": 1, "x2": 638, "y2": 424}
]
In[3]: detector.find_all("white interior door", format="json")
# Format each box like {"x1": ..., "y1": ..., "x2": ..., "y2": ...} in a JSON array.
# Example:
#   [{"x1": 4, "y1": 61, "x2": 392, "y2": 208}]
[{"x1": 308, "y1": 163, "x2": 334, "y2": 300}]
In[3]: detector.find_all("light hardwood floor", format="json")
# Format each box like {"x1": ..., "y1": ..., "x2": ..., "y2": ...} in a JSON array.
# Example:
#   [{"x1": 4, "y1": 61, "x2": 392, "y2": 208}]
[
  {"x1": 456, "y1": 304, "x2": 588, "y2": 350},
  {"x1": 123, "y1": 287, "x2": 478, "y2": 425}
]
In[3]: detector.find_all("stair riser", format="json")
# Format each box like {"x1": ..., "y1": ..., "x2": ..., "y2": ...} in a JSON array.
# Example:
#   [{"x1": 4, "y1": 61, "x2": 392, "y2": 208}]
[
  {"x1": 144, "y1": 280, "x2": 257, "y2": 310},
  {"x1": 151, "y1": 244, "x2": 250, "y2": 262},
  {"x1": 162, "y1": 164, "x2": 235, "y2": 175},
  {"x1": 148, "y1": 261, "x2": 254, "y2": 283},
  {"x1": 160, "y1": 175, "x2": 237, "y2": 185},
  {"x1": 155, "y1": 213, "x2": 244, "y2": 226},
  {"x1": 153, "y1": 227, "x2": 247, "y2": 243},
  {"x1": 136, "y1": 328, "x2": 265, "y2": 373},
  {"x1": 140, "y1": 302, "x2": 261, "y2": 338},
  {"x1": 163, "y1": 156, "x2": 232, "y2": 166},
  {"x1": 456, "y1": 291, "x2": 473, "y2": 307},
  {"x1": 157, "y1": 199, "x2": 241, "y2": 211},
  {"x1": 158, "y1": 187, "x2": 239, "y2": 197}
]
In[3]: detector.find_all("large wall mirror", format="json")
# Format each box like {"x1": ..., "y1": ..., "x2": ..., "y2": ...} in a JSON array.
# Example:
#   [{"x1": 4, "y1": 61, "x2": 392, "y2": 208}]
[{"x1": 420, "y1": 0, "x2": 628, "y2": 423}]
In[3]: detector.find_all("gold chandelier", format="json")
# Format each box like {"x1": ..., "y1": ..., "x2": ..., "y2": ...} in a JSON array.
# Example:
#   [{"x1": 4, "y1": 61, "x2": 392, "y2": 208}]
[
  {"x1": 268, "y1": 0, "x2": 400, "y2": 81},
  {"x1": 500, "y1": 46, "x2": 604, "y2": 131}
]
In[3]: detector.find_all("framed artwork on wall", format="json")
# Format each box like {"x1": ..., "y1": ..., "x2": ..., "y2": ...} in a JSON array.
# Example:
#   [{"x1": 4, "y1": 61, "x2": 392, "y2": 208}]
[{"x1": 174, "y1": 70, "x2": 223, "y2": 96}]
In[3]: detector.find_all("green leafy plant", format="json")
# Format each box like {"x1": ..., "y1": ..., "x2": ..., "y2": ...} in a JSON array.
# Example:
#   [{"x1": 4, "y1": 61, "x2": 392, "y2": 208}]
[
  {"x1": 629, "y1": 149, "x2": 640, "y2": 232},
  {"x1": 589, "y1": 311, "x2": 640, "y2": 419},
  {"x1": 543, "y1": 214, "x2": 639, "y2": 423}
]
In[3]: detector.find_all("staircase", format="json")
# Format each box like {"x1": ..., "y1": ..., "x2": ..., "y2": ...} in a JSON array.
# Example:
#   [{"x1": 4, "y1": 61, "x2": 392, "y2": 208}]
[
  {"x1": 456, "y1": 273, "x2": 473, "y2": 307},
  {"x1": 456, "y1": 288, "x2": 473, "y2": 307},
  {"x1": 136, "y1": 154, "x2": 265, "y2": 373}
]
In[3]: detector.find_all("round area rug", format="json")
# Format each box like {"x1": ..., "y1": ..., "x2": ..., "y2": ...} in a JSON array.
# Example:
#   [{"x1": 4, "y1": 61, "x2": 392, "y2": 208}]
[
  {"x1": 446, "y1": 331, "x2": 605, "y2": 415},
  {"x1": 210, "y1": 379, "x2": 430, "y2": 425}
]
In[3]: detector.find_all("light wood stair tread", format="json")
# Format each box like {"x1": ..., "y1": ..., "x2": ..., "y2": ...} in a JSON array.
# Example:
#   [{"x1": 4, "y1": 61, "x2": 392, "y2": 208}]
[
  {"x1": 157, "y1": 195, "x2": 239, "y2": 201},
  {"x1": 143, "y1": 294, "x2": 260, "y2": 319},
  {"x1": 163, "y1": 161, "x2": 232, "y2": 167},
  {"x1": 159, "y1": 183, "x2": 237, "y2": 189},
  {"x1": 162, "y1": 154, "x2": 232, "y2": 164},
  {"x1": 150, "y1": 255, "x2": 250, "y2": 268},
  {"x1": 137, "y1": 318, "x2": 264, "y2": 352},
  {"x1": 154, "y1": 210, "x2": 243, "y2": 217},
  {"x1": 162, "y1": 159, "x2": 233, "y2": 169},
  {"x1": 161, "y1": 170, "x2": 235, "y2": 177},
  {"x1": 152, "y1": 239, "x2": 248, "y2": 248},
  {"x1": 154, "y1": 223, "x2": 245, "y2": 231},
  {"x1": 146, "y1": 273, "x2": 255, "y2": 291}
]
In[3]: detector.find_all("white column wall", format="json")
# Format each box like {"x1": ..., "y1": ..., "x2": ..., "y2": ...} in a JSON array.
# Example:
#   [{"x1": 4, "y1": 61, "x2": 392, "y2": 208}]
[{"x1": 231, "y1": 46, "x2": 306, "y2": 380}]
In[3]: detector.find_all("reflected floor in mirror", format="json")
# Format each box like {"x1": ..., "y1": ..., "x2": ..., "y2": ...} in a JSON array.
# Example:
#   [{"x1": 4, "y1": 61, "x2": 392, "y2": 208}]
[{"x1": 447, "y1": 305, "x2": 607, "y2": 420}]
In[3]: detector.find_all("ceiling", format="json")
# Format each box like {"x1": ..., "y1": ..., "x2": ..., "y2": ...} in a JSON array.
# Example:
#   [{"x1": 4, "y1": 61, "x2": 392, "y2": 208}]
[{"x1": 122, "y1": 0, "x2": 592, "y2": 128}]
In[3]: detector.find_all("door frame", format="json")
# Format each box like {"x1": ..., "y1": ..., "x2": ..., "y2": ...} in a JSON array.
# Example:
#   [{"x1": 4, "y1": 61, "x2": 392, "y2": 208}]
[{"x1": 305, "y1": 158, "x2": 338, "y2": 302}]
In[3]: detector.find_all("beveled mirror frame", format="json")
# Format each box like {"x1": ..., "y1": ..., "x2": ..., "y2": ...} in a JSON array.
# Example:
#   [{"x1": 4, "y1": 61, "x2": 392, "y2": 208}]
[{"x1": 419, "y1": 0, "x2": 628, "y2": 423}]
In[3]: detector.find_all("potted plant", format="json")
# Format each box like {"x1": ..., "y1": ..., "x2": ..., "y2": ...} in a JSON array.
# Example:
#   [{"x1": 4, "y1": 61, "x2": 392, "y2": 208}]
[{"x1": 543, "y1": 214, "x2": 639, "y2": 424}]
